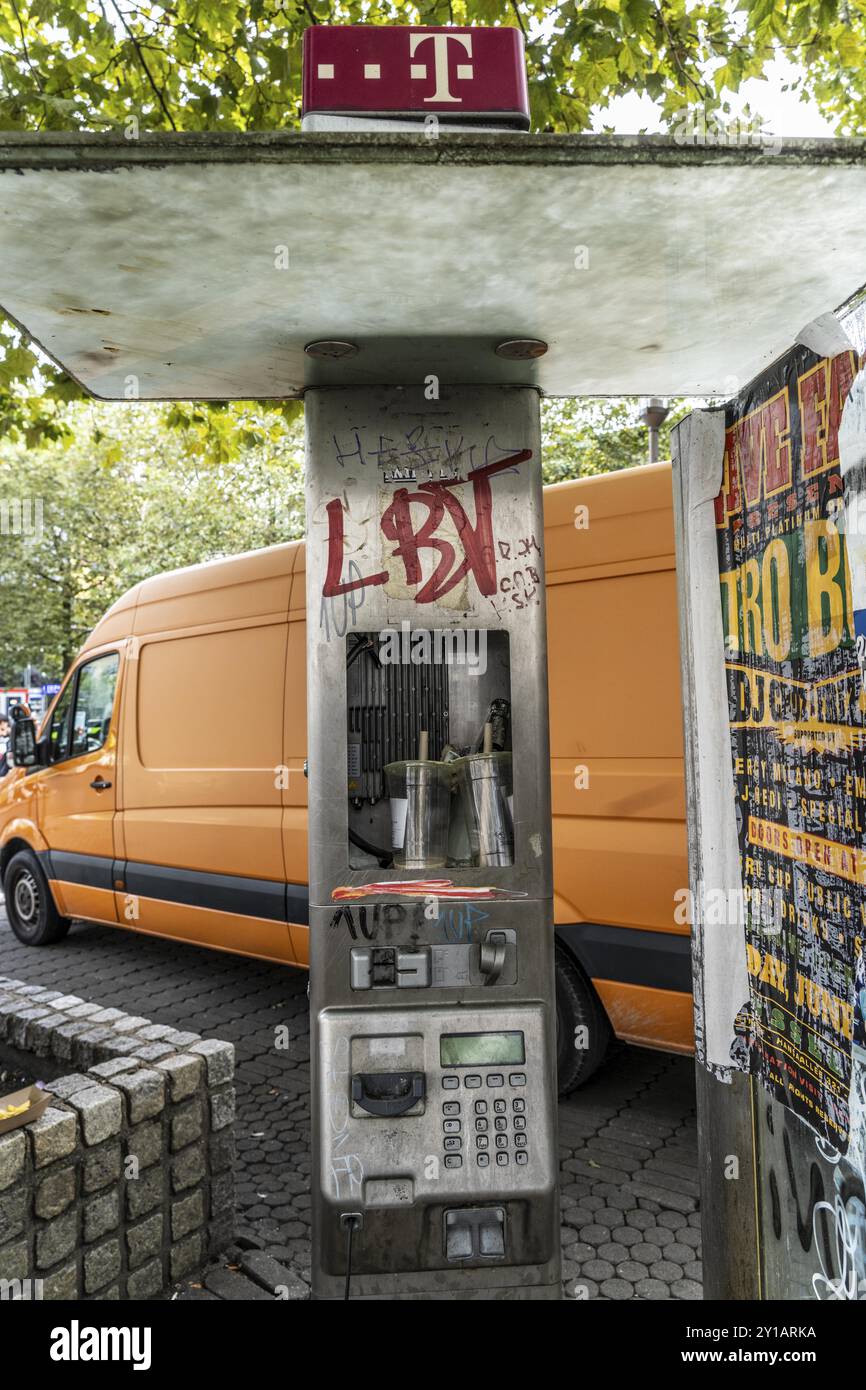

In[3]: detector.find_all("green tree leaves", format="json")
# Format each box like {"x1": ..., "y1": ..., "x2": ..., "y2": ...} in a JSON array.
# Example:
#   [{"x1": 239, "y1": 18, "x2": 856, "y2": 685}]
[
  {"x1": 0, "y1": 2, "x2": 863, "y2": 449},
  {"x1": 0, "y1": 400, "x2": 306, "y2": 680},
  {"x1": 541, "y1": 395, "x2": 691, "y2": 483},
  {"x1": 1, "y1": 3, "x2": 858, "y2": 146}
]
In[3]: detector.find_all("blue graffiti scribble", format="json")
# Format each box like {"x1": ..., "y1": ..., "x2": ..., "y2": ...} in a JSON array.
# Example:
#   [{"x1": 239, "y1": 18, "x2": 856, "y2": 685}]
[
  {"x1": 440, "y1": 901, "x2": 490, "y2": 942},
  {"x1": 319, "y1": 560, "x2": 366, "y2": 640}
]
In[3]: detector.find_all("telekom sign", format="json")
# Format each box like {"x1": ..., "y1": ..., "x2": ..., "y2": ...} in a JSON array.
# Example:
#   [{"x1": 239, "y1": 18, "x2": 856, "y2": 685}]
[{"x1": 302, "y1": 25, "x2": 530, "y2": 126}]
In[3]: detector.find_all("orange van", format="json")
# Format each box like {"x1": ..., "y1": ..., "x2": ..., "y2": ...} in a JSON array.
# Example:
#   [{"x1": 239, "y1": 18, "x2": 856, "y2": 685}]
[{"x1": 0, "y1": 461, "x2": 689, "y2": 1090}]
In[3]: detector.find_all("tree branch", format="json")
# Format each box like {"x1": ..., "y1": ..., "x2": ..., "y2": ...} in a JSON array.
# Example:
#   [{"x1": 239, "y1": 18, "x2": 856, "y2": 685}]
[
  {"x1": 653, "y1": 1, "x2": 712, "y2": 104},
  {"x1": 510, "y1": 1, "x2": 529, "y2": 42},
  {"x1": 110, "y1": 0, "x2": 178, "y2": 130}
]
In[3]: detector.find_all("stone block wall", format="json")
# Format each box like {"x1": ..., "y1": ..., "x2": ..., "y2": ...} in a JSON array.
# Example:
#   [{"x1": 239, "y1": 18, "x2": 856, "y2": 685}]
[{"x1": 0, "y1": 976, "x2": 235, "y2": 1300}]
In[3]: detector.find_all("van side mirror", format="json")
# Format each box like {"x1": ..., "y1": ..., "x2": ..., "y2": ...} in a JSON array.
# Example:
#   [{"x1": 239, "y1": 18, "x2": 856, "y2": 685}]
[{"x1": 8, "y1": 713, "x2": 39, "y2": 768}]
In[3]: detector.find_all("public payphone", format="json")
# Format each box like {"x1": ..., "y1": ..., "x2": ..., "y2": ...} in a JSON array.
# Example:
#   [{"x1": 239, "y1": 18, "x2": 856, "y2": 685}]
[
  {"x1": 3, "y1": 43, "x2": 866, "y2": 1303},
  {"x1": 299, "y1": 27, "x2": 560, "y2": 1300},
  {"x1": 0, "y1": 17, "x2": 565, "y2": 1305},
  {"x1": 306, "y1": 385, "x2": 561, "y2": 1298}
]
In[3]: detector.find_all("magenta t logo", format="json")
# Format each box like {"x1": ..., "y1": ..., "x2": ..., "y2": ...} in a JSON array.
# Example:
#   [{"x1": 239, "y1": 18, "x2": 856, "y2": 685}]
[
  {"x1": 409, "y1": 31, "x2": 473, "y2": 103},
  {"x1": 301, "y1": 25, "x2": 530, "y2": 128}
]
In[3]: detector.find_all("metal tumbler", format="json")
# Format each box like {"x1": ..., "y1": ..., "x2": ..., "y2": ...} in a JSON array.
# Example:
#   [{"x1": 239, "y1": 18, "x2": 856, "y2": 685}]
[
  {"x1": 457, "y1": 752, "x2": 514, "y2": 867},
  {"x1": 384, "y1": 759, "x2": 452, "y2": 869}
]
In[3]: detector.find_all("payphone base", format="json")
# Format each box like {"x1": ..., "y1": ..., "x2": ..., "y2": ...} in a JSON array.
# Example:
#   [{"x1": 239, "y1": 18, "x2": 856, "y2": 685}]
[{"x1": 314, "y1": 1279, "x2": 561, "y2": 1300}]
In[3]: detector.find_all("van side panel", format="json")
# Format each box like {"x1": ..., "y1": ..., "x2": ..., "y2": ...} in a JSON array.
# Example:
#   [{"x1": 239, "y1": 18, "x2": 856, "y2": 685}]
[
  {"x1": 283, "y1": 598, "x2": 309, "y2": 965},
  {"x1": 130, "y1": 898, "x2": 297, "y2": 965},
  {"x1": 594, "y1": 980, "x2": 694, "y2": 1055},
  {"x1": 51, "y1": 881, "x2": 118, "y2": 925},
  {"x1": 18, "y1": 478, "x2": 691, "y2": 1055},
  {"x1": 118, "y1": 565, "x2": 296, "y2": 961},
  {"x1": 548, "y1": 566, "x2": 685, "y2": 934},
  {"x1": 543, "y1": 465, "x2": 691, "y2": 1054}
]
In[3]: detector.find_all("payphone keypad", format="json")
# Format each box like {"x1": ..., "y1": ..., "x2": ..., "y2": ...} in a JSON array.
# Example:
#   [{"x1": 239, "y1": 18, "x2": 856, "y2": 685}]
[{"x1": 440, "y1": 1072, "x2": 529, "y2": 1169}]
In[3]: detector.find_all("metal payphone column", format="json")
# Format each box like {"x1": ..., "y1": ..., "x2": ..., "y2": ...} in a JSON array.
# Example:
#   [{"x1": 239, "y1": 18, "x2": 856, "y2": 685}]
[{"x1": 306, "y1": 386, "x2": 560, "y2": 1298}]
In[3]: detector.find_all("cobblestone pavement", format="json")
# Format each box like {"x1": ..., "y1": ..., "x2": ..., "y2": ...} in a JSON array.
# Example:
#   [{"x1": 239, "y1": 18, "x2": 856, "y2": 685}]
[{"x1": 0, "y1": 908, "x2": 701, "y2": 1300}]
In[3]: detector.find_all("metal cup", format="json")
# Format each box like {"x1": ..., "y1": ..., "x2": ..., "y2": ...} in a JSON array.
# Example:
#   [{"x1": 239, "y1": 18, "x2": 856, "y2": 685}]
[
  {"x1": 457, "y1": 752, "x2": 514, "y2": 867},
  {"x1": 384, "y1": 760, "x2": 452, "y2": 869}
]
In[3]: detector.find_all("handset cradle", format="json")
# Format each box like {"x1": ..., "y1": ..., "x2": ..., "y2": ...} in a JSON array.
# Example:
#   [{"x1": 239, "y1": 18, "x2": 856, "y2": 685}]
[{"x1": 351, "y1": 1071, "x2": 426, "y2": 1117}]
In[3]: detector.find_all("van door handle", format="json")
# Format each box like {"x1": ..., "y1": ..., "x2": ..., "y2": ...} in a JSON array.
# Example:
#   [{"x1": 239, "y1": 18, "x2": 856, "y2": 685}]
[{"x1": 90, "y1": 777, "x2": 112, "y2": 791}]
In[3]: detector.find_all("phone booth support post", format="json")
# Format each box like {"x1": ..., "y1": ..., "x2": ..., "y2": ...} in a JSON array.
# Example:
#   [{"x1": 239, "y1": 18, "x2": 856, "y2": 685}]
[
  {"x1": 2, "y1": 35, "x2": 866, "y2": 1301},
  {"x1": 301, "y1": 27, "x2": 561, "y2": 1299},
  {"x1": 306, "y1": 384, "x2": 559, "y2": 1297}
]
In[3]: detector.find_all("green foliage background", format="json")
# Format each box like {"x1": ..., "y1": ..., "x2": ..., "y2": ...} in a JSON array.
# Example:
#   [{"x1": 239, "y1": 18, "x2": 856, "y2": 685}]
[
  {"x1": 0, "y1": 403, "x2": 305, "y2": 682},
  {"x1": 0, "y1": 1, "x2": 861, "y2": 679}
]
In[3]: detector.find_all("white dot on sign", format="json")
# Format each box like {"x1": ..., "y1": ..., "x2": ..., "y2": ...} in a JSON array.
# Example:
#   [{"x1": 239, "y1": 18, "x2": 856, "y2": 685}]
[
  {"x1": 317, "y1": 64, "x2": 335, "y2": 79},
  {"x1": 456, "y1": 64, "x2": 473, "y2": 80},
  {"x1": 364, "y1": 64, "x2": 381, "y2": 79},
  {"x1": 410, "y1": 64, "x2": 427, "y2": 79}
]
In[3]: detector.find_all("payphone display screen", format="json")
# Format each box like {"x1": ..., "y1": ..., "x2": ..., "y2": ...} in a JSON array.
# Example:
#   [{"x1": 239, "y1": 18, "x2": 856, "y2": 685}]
[{"x1": 439, "y1": 1031, "x2": 525, "y2": 1067}]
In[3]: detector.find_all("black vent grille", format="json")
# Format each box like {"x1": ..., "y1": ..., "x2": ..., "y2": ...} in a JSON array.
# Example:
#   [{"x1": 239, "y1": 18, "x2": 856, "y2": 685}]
[{"x1": 347, "y1": 640, "x2": 449, "y2": 800}]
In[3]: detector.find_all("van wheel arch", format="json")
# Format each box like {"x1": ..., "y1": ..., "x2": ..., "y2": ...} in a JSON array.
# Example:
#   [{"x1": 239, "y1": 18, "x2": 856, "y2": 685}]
[
  {"x1": 554, "y1": 939, "x2": 612, "y2": 1095},
  {"x1": 2, "y1": 847, "x2": 70, "y2": 946},
  {"x1": 0, "y1": 837, "x2": 32, "y2": 878}
]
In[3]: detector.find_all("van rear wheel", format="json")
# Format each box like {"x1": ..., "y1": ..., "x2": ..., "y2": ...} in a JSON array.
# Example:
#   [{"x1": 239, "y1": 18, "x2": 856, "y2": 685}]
[
  {"x1": 3, "y1": 851, "x2": 70, "y2": 946},
  {"x1": 555, "y1": 944, "x2": 611, "y2": 1095}
]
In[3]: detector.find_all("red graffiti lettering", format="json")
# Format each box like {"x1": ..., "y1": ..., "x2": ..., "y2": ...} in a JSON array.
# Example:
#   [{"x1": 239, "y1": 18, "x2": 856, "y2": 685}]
[
  {"x1": 380, "y1": 451, "x2": 531, "y2": 604},
  {"x1": 322, "y1": 497, "x2": 388, "y2": 597}
]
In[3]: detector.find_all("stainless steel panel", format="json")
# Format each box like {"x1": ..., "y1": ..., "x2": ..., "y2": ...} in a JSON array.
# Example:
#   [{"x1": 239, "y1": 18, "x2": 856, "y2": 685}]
[{"x1": 306, "y1": 385, "x2": 559, "y2": 1299}]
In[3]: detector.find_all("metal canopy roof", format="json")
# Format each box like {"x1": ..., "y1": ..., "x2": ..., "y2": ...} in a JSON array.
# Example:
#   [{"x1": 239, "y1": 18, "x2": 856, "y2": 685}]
[{"x1": 0, "y1": 131, "x2": 864, "y2": 400}]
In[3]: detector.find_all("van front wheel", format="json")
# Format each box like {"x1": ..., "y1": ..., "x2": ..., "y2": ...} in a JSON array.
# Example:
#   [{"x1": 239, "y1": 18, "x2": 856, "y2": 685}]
[
  {"x1": 555, "y1": 944, "x2": 611, "y2": 1095},
  {"x1": 3, "y1": 851, "x2": 70, "y2": 946}
]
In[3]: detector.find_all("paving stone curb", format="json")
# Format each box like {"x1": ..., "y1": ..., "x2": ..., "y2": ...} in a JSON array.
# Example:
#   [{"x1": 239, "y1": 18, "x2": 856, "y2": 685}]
[{"x1": 0, "y1": 973, "x2": 235, "y2": 1300}]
